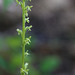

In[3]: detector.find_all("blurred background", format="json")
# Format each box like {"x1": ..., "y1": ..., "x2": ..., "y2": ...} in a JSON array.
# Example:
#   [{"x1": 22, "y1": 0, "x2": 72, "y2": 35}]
[{"x1": 0, "y1": 0, "x2": 75, "y2": 75}]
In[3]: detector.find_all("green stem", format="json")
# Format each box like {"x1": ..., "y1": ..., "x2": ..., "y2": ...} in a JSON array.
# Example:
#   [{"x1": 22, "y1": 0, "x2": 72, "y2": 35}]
[
  {"x1": 22, "y1": 0, "x2": 25, "y2": 75},
  {"x1": 16, "y1": 0, "x2": 32, "y2": 75}
]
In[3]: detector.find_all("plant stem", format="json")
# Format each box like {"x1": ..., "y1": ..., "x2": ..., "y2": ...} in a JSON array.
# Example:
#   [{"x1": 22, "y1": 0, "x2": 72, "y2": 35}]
[
  {"x1": 22, "y1": 0, "x2": 25, "y2": 75},
  {"x1": 16, "y1": 0, "x2": 32, "y2": 75}
]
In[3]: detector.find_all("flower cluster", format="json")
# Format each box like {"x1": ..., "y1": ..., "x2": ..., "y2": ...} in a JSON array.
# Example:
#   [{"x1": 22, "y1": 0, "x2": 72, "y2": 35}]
[{"x1": 16, "y1": 0, "x2": 33, "y2": 75}]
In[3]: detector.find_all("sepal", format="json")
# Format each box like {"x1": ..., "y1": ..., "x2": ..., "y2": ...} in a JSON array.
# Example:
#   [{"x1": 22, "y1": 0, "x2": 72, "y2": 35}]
[
  {"x1": 20, "y1": 63, "x2": 29, "y2": 74},
  {"x1": 20, "y1": 68, "x2": 24, "y2": 73},
  {"x1": 25, "y1": 25, "x2": 32, "y2": 32},
  {"x1": 24, "y1": 36, "x2": 31, "y2": 45},
  {"x1": 24, "y1": 63, "x2": 29, "y2": 74},
  {"x1": 26, "y1": 13, "x2": 28, "y2": 17},
  {"x1": 25, "y1": 6, "x2": 33, "y2": 11},
  {"x1": 16, "y1": 0, "x2": 22, "y2": 6},
  {"x1": 25, "y1": 50, "x2": 30, "y2": 56},
  {"x1": 16, "y1": 29, "x2": 22, "y2": 35},
  {"x1": 25, "y1": 17, "x2": 29, "y2": 23}
]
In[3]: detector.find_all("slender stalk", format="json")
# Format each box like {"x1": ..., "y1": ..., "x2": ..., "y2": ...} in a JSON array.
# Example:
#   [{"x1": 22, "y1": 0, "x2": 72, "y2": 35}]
[
  {"x1": 16, "y1": 0, "x2": 33, "y2": 75},
  {"x1": 22, "y1": 0, "x2": 25, "y2": 75}
]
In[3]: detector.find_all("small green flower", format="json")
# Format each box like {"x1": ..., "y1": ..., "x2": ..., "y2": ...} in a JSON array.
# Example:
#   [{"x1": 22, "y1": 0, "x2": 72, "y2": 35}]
[{"x1": 16, "y1": 29, "x2": 22, "y2": 35}]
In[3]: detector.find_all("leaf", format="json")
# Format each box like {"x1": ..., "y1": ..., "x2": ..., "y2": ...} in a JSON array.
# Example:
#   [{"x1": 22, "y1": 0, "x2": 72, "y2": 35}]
[
  {"x1": 10, "y1": 53, "x2": 22, "y2": 67},
  {"x1": 6, "y1": 36, "x2": 21, "y2": 49},
  {"x1": 3, "y1": 0, "x2": 14, "y2": 9},
  {"x1": 0, "y1": 57, "x2": 7, "y2": 69},
  {"x1": 40, "y1": 55, "x2": 61, "y2": 72}
]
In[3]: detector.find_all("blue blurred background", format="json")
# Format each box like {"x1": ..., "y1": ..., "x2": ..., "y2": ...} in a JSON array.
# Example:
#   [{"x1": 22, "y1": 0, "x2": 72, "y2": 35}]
[{"x1": 0, "y1": 0, "x2": 75, "y2": 75}]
